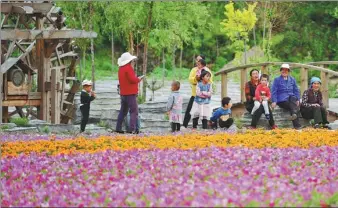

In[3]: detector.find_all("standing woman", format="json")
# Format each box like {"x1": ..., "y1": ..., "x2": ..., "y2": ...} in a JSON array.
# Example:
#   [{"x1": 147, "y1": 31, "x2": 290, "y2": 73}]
[
  {"x1": 300, "y1": 77, "x2": 329, "y2": 128},
  {"x1": 115, "y1": 52, "x2": 144, "y2": 134}
]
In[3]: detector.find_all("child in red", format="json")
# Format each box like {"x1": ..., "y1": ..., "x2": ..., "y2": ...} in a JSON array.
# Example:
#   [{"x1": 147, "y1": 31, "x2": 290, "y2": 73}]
[{"x1": 251, "y1": 74, "x2": 271, "y2": 120}]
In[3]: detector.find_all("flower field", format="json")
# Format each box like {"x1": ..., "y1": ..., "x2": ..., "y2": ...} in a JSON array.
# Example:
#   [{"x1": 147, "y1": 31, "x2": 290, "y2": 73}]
[{"x1": 1, "y1": 129, "x2": 338, "y2": 207}]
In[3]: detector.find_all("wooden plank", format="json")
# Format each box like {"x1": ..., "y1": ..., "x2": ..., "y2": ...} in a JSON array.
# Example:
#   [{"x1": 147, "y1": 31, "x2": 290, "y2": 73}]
[
  {"x1": 221, "y1": 73, "x2": 227, "y2": 99},
  {"x1": 2, "y1": 99, "x2": 41, "y2": 107},
  {"x1": 1, "y1": 3, "x2": 54, "y2": 14},
  {"x1": 7, "y1": 82, "x2": 29, "y2": 95},
  {"x1": 320, "y1": 70, "x2": 329, "y2": 108},
  {"x1": 50, "y1": 51, "x2": 78, "y2": 61},
  {"x1": 6, "y1": 92, "x2": 41, "y2": 100},
  {"x1": 1, "y1": 30, "x2": 98, "y2": 40},
  {"x1": 51, "y1": 69, "x2": 60, "y2": 124},
  {"x1": 240, "y1": 68, "x2": 248, "y2": 103},
  {"x1": 300, "y1": 67, "x2": 308, "y2": 97}
]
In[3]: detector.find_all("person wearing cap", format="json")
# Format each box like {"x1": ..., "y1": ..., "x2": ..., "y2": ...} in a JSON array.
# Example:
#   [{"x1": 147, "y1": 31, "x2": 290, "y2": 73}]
[
  {"x1": 115, "y1": 52, "x2": 144, "y2": 134},
  {"x1": 300, "y1": 77, "x2": 329, "y2": 128},
  {"x1": 271, "y1": 63, "x2": 301, "y2": 129},
  {"x1": 80, "y1": 80, "x2": 96, "y2": 133},
  {"x1": 183, "y1": 55, "x2": 213, "y2": 128}
]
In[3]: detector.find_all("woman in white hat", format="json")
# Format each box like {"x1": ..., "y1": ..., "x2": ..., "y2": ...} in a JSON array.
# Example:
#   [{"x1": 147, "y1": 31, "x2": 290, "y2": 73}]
[
  {"x1": 271, "y1": 63, "x2": 302, "y2": 129},
  {"x1": 300, "y1": 77, "x2": 329, "y2": 128},
  {"x1": 115, "y1": 52, "x2": 144, "y2": 134}
]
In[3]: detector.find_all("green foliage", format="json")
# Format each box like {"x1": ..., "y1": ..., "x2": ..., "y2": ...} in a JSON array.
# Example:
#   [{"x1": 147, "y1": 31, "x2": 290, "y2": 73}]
[
  {"x1": 41, "y1": 126, "x2": 51, "y2": 134},
  {"x1": 97, "y1": 121, "x2": 110, "y2": 129},
  {"x1": 234, "y1": 117, "x2": 243, "y2": 129},
  {"x1": 0, "y1": 125, "x2": 9, "y2": 130},
  {"x1": 10, "y1": 117, "x2": 30, "y2": 127},
  {"x1": 137, "y1": 95, "x2": 146, "y2": 104}
]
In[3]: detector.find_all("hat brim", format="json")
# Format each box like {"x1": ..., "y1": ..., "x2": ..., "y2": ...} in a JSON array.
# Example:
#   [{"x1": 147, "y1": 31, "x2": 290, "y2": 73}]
[{"x1": 118, "y1": 56, "x2": 137, "y2": 67}]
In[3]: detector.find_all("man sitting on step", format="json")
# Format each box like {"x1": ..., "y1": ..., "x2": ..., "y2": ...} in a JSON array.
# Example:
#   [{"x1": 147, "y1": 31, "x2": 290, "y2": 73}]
[{"x1": 245, "y1": 69, "x2": 276, "y2": 129}]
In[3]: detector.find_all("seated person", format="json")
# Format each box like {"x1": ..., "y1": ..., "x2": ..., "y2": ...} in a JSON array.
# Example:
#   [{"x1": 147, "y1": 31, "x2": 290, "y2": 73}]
[
  {"x1": 209, "y1": 97, "x2": 234, "y2": 129},
  {"x1": 300, "y1": 77, "x2": 329, "y2": 128}
]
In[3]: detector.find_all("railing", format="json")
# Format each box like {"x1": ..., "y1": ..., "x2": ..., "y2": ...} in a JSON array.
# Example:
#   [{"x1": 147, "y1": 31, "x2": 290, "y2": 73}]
[{"x1": 215, "y1": 62, "x2": 338, "y2": 108}]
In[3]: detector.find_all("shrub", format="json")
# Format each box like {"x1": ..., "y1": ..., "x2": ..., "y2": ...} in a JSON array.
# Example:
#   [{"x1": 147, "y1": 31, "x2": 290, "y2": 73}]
[{"x1": 10, "y1": 117, "x2": 30, "y2": 127}]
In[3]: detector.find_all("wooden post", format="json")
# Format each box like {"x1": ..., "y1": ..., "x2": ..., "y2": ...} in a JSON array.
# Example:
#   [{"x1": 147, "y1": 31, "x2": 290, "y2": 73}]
[
  {"x1": 320, "y1": 71, "x2": 329, "y2": 108},
  {"x1": 221, "y1": 73, "x2": 228, "y2": 99},
  {"x1": 240, "y1": 68, "x2": 248, "y2": 103},
  {"x1": 51, "y1": 69, "x2": 60, "y2": 124},
  {"x1": 261, "y1": 65, "x2": 268, "y2": 75},
  {"x1": 0, "y1": 1, "x2": 2, "y2": 124},
  {"x1": 2, "y1": 107, "x2": 8, "y2": 123},
  {"x1": 300, "y1": 67, "x2": 308, "y2": 96}
]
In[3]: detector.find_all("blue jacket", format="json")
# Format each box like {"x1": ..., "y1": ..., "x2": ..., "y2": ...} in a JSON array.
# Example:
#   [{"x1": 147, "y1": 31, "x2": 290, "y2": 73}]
[
  {"x1": 210, "y1": 107, "x2": 231, "y2": 122},
  {"x1": 271, "y1": 75, "x2": 300, "y2": 103},
  {"x1": 194, "y1": 82, "x2": 212, "y2": 104}
]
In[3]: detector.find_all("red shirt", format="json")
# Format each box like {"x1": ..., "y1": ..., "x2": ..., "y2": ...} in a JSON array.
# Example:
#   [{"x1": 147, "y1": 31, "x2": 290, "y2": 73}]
[
  {"x1": 255, "y1": 84, "x2": 271, "y2": 101},
  {"x1": 118, "y1": 63, "x2": 140, "y2": 95}
]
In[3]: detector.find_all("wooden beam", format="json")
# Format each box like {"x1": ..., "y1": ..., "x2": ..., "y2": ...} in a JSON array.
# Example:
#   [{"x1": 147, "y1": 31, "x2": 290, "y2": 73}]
[
  {"x1": 2, "y1": 99, "x2": 41, "y2": 107},
  {"x1": 221, "y1": 73, "x2": 227, "y2": 99},
  {"x1": 1, "y1": 3, "x2": 54, "y2": 14},
  {"x1": 1, "y1": 30, "x2": 97, "y2": 40},
  {"x1": 6, "y1": 92, "x2": 41, "y2": 100},
  {"x1": 300, "y1": 67, "x2": 308, "y2": 96},
  {"x1": 50, "y1": 51, "x2": 78, "y2": 61},
  {"x1": 240, "y1": 68, "x2": 248, "y2": 103},
  {"x1": 51, "y1": 69, "x2": 60, "y2": 124},
  {"x1": 7, "y1": 81, "x2": 29, "y2": 95}
]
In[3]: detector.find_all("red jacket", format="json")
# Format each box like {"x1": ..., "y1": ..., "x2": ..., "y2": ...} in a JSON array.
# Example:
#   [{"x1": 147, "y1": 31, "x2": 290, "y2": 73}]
[
  {"x1": 118, "y1": 63, "x2": 140, "y2": 95},
  {"x1": 255, "y1": 84, "x2": 271, "y2": 101}
]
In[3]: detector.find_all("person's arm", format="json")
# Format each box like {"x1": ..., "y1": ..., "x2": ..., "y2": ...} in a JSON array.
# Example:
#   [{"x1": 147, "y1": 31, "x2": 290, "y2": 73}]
[
  {"x1": 319, "y1": 91, "x2": 324, "y2": 107},
  {"x1": 196, "y1": 83, "x2": 207, "y2": 98},
  {"x1": 210, "y1": 108, "x2": 221, "y2": 122},
  {"x1": 201, "y1": 83, "x2": 212, "y2": 97},
  {"x1": 271, "y1": 78, "x2": 278, "y2": 103},
  {"x1": 301, "y1": 90, "x2": 312, "y2": 107},
  {"x1": 266, "y1": 87, "x2": 271, "y2": 101},
  {"x1": 189, "y1": 68, "x2": 197, "y2": 85},
  {"x1": 125, "y1": 65, "x2": 140, "y2": 84},
  {"x1": 166, "y1": 94, "x2": 174, "y2": 112},
  {"x1": 245, "y1": 82, "x2": 253, "y2": 102}
]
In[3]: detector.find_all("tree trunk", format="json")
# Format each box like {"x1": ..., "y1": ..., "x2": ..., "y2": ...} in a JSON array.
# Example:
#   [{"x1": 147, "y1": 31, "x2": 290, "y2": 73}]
[
  {"x1": 129, "y1": 32, "x2": 134, "y2": 54},
  {"x1": 142, "y1": 1, "x2": 154, "y2": 100},
  {"x1": 262, "y1": 1, "x2": 268, "y2": 52},
  {"x1": 253, "y1": 25, "x2": 257, "y2": 47},
  {"x1": 179, "y1": 46, "x2": 183, "y2": 80},
  {"x1": 216, "y1": 37, "x2": 219, "y2": 58},
  {"x1": 0, "y1": 1, "x2": 2, "y2": 123},
  {"x1": 162, "y1": 48, "x2": 165, "y2": 85},
  {"x1": 172, "y1": 45, "x2": 176, "y2": 79},
  {"x1": 82, "y1": 50, "x2": 86, "y2": 80},
  {"x1": 111, "y1": 31, "x2": 114, "y2": 70},
  {"x1": 90, "y1": 2, "x2": 95, "y2": 90}
]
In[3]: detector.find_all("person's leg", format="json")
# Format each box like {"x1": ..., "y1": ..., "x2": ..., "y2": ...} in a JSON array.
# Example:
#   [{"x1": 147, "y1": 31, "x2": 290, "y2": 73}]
[
  {"x1": 223, "y1": 118, "x2": 234, "y2": 128},
  {"x1": 250, "y1": 105, "x2": 264, "y2": 127},
  {"x1": 320, "y1": 107, "x2": 329, "y2": 124},
  {"x1": 192, "y1": 117, "x2": 199, "y2": 129},
  {"x1": 127, "y1": 95, "x2": 138, "y2": 132},
  {"x1": 202, "y1": 119, "x2": 208, "y2": 129},
  {"x1": 262, "y1": 101, "x2": 269, "y2": 115},
  {"x1": 183, "y1": 96, "x2": 195, "y2": 128},
  {"x1": 251, "y1": 101, "x2": 261, "y2": 115},
  {"x1": 176, "y1": 123, "x2": 181, "y2": 131},
  {"x1": 80, "y1": 106, "x2": 89, "y2": 132},
  {"x1": 268, "y1": 106, "x2": 276, "y2": 127},
  {"x1": 116, "y1": 96, "x2": 129, "y2": 132},
  {"x1": 170, "y1": 122, "x2": 176, "y2": 132},
  {"x1": 246, "y1": 103, "x2": 254, "y2": 114},
  {"x1": 313, "y1": 107, "x2": 323, "y2": 124}
]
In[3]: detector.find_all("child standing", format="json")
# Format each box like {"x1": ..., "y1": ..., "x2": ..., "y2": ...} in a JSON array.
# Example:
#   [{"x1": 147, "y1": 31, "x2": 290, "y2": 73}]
[
  {"x1": 210, "y1": 97, "x2": 234, "y2": 129},
  {"x1": 190, "y1": 70, "x2": 212, "y2": 129},
  {"x1": 251, "y1": 74, "x2": 271, "y2": 120},
  {"x1": 80, "y1": 80, "x2": 96, "y2": 133},
  {"x1": 166, "y1": 81, "x2": 183, "y2": 132}
]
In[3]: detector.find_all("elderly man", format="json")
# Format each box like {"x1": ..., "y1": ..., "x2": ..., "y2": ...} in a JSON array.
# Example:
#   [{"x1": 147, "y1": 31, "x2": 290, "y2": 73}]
[
  {"x1": 182, "y1": 54, "x2": 213, "y2": 128},
  {"x1": 271, "y1": 63, "x2": 301, "y2": 129},
  {"x1": 115, "y1": 52, "x2": 144, "y2": 134},
  {"x1": 245, "y1": 69, "x2": 276, "y2": 129}
]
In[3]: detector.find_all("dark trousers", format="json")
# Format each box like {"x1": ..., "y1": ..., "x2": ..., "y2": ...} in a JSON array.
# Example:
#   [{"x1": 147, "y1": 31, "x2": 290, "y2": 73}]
[
  {"x1": 250, "y1": 104, "x2": 275, "y2": 127},
  {"x1": 116, "y1": 95, "x2": 138, "y2": 132},
  {"x1": 301, "y1": 106, "x2": 328, "y2": 124},
  {"x1": 183, "y1": 96, "x2": 195, "y2": 128},
  {"x1": 277, "y1": 96, "x2": 301, "y2": 128},
  {"x1": 212, "y1": 118, "x2": 234, "y2": 129},
  {"x1": 80, "y1": 105, "x2": 90, "y2": 132},
  {"x1": 193, "y1": 118, "x2": 208, "y2": 129},
  {"x1": 170, "y1": 122, "x2": 181, "y2": 132}
]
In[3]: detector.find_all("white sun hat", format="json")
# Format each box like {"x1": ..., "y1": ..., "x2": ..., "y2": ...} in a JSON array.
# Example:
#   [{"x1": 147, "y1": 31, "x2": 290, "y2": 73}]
[
  {"x1": 280, "y1": 63, "x2": 290, "y2": 69},
  {"x1": 82, "y1": 80, "x2": 92, "y2": 86},
  {"x1": 117, "y1": 52, "x2": 137, "y2": 67}
]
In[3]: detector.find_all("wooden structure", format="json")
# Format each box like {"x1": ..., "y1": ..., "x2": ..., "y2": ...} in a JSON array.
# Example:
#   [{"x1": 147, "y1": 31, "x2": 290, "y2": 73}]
[
  {"x1": 1, "y1": 2, "x2": 97, "y2": 123},
  {"x1": 215, "y1": 62, "x2": 338, "y2": 108}
]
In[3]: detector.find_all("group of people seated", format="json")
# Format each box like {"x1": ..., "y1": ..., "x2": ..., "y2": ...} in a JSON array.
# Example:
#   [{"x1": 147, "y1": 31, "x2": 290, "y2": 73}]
[{"x1": 245, "y1": 63, "x2": 330, "y2": 130}]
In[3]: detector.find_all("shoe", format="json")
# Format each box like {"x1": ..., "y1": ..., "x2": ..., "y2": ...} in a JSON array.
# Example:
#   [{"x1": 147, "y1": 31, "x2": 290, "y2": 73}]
[
  {"x1": 289, "y1": 114, "x2": 298, "y2": 121},
  {"x1": 271, "y1": 125, "x2": 278, "y2": 130},
  {"x1": 294, "y1": 126, "x2": 302, "y2": 130},
  {"x1": 322, "y1": 123, "x2": 330, "y2": 129},
  {"x1": 265, "y1": 114, "x2": 270, "y2": 120},
  {"x1": 127, "y1": 130, "x2": 139, "y2": 134},
  {"x1": 314, "y1": 124, "x2": 320, "y2": 129},
  {"x1": 115, "y1": 130, "x2": 125, "y2": 134}
]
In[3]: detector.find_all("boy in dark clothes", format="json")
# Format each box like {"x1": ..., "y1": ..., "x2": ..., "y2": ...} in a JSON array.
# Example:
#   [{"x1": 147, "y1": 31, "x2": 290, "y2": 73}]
[
  {"x1": 80, "y1": 80, "x2": 96, "y2": 133},
  {"x1": 209, "y1": 97, "x2": 234, "y2": 129}
]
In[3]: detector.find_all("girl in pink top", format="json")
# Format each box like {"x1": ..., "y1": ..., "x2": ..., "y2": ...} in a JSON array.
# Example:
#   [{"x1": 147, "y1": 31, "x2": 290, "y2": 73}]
[{"x1": 251, "y1": 74, "x2": 271, "y2": 120}]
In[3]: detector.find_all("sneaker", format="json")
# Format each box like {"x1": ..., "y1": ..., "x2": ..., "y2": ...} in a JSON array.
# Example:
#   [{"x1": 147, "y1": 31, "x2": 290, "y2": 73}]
[
  {"x1": 271, "y1": 125, "x2": 278, "y2": 130},
  {"x1": 265, "y1": 114, "x2": 270, "y2": 120},
  {"x1": 289, "y1": 114, "x2": 298, "y2": 121},
  {"x1": 314, "y1": 124, "x2": 320, "y2": 129}
]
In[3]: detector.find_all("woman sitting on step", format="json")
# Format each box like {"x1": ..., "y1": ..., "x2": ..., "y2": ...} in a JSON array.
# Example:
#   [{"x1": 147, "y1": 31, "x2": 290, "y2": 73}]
[{"x1": 300, "y1": 77, "x2": 330, "y2": 129}]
